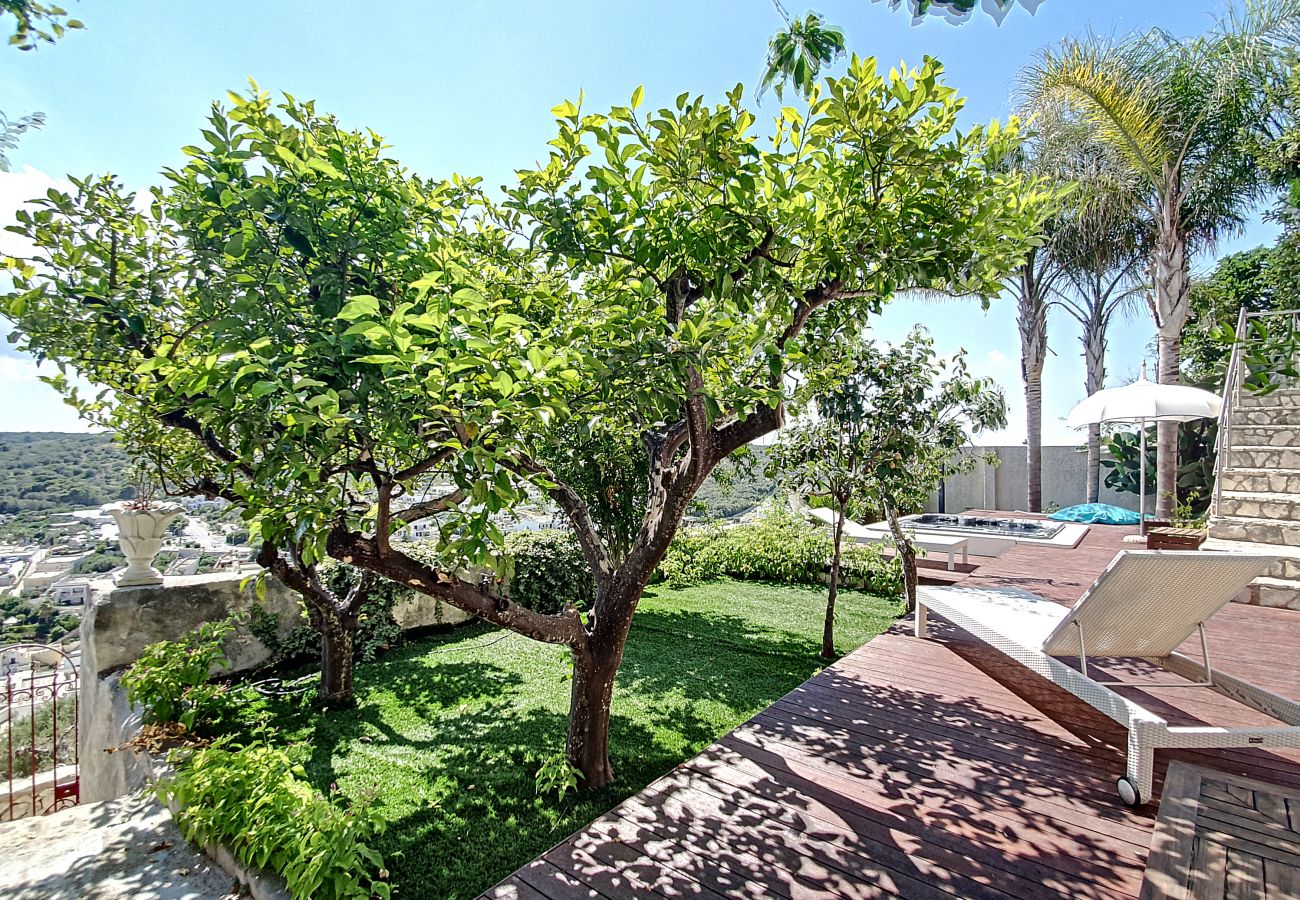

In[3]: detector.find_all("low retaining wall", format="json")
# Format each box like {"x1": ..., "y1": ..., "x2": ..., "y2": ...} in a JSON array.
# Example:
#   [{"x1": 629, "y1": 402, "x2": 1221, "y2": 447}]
[{"x1": 79, "y1": 571, "x2": 472, "y2": 803}]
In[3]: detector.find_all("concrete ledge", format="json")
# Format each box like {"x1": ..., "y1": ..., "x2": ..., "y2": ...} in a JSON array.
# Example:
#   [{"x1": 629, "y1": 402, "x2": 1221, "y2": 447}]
[
  {"x1": 152, "y1": 763, "x2": 291, "y2": 900},
  {"x1": 89, "y1": 571, "x2": 303, "y2": 678}
]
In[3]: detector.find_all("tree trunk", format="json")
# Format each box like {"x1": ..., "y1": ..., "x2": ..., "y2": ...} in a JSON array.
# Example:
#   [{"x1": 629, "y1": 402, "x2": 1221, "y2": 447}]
[
  {"x1": 824, "y1": 499, "x2": 845, "y2": 659},
  {"x1": 1086, "y1": 425, "x2": 1102, "y2": 504},
  {"x1": 1025, "y1": 368, "x2": 1043, "y2": 512},
  {"x1": 567, "y1": 645, "x2": 617, "y2": 789},
  {"x1": 1156, "y1": 333, "x2": 1182, "y2": 519},
  {"x1": 1083, "y1": 320, "x2": 1107, "y2": 505},
  {"x1": 1018, "y1": 261, "x2": 1048, "y2": 514},
  {"x1": 883, "y1": 501, "x2": 918, "y2": 612},
  {"x1": 318, "y1": 609, "x2": 358, "y2": 708},
  {"x1": 1150, "y1": 186, "x2": 1189, "y2": 522}
]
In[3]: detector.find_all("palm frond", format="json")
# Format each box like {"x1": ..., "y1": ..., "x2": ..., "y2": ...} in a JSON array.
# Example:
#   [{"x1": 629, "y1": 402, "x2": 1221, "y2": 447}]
[{"x1": 1021, "y1": 37, "x2": 1169, "y2": 188}]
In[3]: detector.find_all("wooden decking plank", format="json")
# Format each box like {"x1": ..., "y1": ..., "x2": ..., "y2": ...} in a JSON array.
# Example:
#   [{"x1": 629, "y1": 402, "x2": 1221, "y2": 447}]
[
  {"x1": 717, "y1": 728, "x2": 1155, "y2": 853},
  {"x1": 619, "y1": 782, "x2": 1017, "y2": 900},
  {"x1": 611, "y1": 792, "x2": 906, "y2": 900},
  {"x1": 691, "y1": 738, "x2": 1153, "y2": 869},
  {"x1": 767, "y1": 693, "x2": 1131, "y2": 794},
  {"x1": 797, "y1": 661, "x2": 1115, "y2": 741},
  {"x1": 731, "y1": 717, "x2": 1156, "y2": 842},
  {"x1": 545, "y1": 832, "x2": 725, "y2": 900},
  {"x1": 513, "y1": 859, "x2": 609, "y2": 900},
  {"x1": 678, "y1": 751, "x2": 1140, "y2": 899},
  {"x1": 483, "y1": 878, "x2": 553, "y2": 900},
  {"x1": 756, "y1": 702, "x2": 1135, "y2": 814},
  {"x1": 581, "y1": 813, "x2": 808, "y2": 900},
  {"x1": 667, "y1": 765, "x2": 1090, "y2": 899}
]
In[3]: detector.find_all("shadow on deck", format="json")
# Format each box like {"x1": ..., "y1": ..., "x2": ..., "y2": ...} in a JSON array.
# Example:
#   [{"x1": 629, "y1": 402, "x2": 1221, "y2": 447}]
[{"x1": 485, "y1": 521, "x2": 1300, "y2": 899}]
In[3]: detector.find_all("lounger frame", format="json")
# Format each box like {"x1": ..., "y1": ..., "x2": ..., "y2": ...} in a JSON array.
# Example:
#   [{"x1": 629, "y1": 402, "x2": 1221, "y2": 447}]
[{"x1": 915, "y1": 588, "x2": 1300, "y2": 805}]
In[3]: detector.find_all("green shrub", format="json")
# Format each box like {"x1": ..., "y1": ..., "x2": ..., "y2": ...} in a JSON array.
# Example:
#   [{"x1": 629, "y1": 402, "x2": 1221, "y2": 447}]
[
  {"x1": 157, "y1": 741, "x2": 389, "y2": 900},
  {"x1": 504, "y1": 528, "x2": 595, "y2": 614},
  {"x1": 121, "y1": 613, "x2": 240, "y2": 729},
  {"x1": 659, "y1": 510, "x2": 901, "y2": 594},
  {"x1": 249, "y1": 567, "x2": 404, "y2": 668}
]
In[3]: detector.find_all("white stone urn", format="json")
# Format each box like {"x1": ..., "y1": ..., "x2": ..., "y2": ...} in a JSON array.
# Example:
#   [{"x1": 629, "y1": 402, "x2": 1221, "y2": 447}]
[{"x1": 107, "y1": 502, "x2": 185, "y2": 587}]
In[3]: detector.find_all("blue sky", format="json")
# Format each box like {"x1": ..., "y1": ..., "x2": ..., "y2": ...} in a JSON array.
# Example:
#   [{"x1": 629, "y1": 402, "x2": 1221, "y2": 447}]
[{"x1": 0, "y1": 0, "x2": 1281, "y2": 442}]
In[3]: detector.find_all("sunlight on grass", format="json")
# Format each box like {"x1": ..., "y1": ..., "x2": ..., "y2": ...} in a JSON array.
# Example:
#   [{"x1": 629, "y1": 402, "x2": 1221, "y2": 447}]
[{"x1": 233, "y1": 579, "x2": 903, "y2": 899}]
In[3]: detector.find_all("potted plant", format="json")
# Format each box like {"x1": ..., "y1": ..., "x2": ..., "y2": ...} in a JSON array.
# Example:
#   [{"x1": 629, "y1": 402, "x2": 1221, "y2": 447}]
[{"x1": 107, "y1": 465, "x2": 184, "y2": 587}]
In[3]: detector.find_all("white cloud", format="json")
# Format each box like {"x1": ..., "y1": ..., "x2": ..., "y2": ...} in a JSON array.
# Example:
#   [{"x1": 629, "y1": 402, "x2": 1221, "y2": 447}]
[
  {"x1": 986, "y1": 349, "x2": 1008, "y2": 365},
  {"x1": 0, "y1": 355, "x2": 39, "y2": 383},
  {"x1": 0, "y1": 165, "x2": 74, "y2": 261}
]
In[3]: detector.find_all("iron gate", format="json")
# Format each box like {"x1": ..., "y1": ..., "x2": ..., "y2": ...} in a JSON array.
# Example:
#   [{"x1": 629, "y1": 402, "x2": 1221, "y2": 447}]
[{"x1": 1, "y1": 643, "x2": 79, "y2": 821}]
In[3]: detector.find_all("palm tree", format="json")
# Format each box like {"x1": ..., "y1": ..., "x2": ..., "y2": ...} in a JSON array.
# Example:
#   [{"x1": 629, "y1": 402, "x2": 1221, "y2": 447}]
[
  {"x1": 1002, "y1": 136, "x2": 1072, "y2": 513},
  {"x1": 1020, "y1": 0, "x2": 1300, "y2": 518},
  {"x1": 1011, "y1": 245, "x2": 1061, "y2": 513},
  {"x1": 1051, "y1": 208, "x2": 1146, "y2": 502}
]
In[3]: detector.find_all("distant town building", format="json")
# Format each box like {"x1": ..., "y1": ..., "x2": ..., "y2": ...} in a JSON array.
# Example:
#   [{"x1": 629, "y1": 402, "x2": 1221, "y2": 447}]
[{"x1": 53, "y1": 580, "x2": 92, "y2": 606}]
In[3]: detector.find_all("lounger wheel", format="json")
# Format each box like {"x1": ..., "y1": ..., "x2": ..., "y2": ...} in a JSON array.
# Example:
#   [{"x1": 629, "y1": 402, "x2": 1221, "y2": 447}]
[{"x1": 1116, "y1": 777, "x2": 1143, "y2": 807}]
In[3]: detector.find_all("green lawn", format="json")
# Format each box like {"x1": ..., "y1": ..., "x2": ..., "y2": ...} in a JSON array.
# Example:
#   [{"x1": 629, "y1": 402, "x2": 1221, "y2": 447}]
[{"x1": 233, "y1": 579, "x2": 903, "y2": 899}]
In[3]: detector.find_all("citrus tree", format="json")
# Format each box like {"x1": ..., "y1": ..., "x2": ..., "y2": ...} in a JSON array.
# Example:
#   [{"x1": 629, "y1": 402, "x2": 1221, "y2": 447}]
[
  {"x1": 5, "y1": 58, "x2": 1055, "y2": 788},
  {"x1": 777, "y1": 331, "x2": 1005, "y2": 614}
]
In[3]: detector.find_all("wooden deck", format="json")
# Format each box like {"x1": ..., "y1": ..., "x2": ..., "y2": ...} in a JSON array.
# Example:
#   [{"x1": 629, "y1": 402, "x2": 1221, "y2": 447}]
[{"x1": 486, "y1": 521, "x2": 1300, "y2": 900}]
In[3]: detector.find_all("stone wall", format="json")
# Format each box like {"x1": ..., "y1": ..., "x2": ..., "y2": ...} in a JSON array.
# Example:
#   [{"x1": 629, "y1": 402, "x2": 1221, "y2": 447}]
[{"x1": 79, "y1": 571, "x2": 472, "y2": 803}]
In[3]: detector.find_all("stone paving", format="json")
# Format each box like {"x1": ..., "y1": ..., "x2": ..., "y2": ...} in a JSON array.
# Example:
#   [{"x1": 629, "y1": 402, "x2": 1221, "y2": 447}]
[{"x1": 0, "y1": 791, "x2": 241, "y2": 899}]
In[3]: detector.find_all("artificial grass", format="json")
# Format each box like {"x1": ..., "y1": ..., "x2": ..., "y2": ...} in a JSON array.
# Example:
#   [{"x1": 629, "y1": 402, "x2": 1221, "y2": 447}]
[{"x1": 232, "y1": 579, "x2": 903, "y2": 899}]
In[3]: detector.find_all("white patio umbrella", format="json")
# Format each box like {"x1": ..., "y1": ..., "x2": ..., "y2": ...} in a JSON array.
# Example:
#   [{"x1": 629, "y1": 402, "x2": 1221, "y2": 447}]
[{"x1": 1065, "y1": 364, "x2": 1222, "y2": 534}]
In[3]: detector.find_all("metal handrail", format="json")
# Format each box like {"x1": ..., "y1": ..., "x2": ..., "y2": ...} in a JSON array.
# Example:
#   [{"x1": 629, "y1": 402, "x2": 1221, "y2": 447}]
[{"x1": 1211, "y1": 307, "x2": 1300, "y2": 518}]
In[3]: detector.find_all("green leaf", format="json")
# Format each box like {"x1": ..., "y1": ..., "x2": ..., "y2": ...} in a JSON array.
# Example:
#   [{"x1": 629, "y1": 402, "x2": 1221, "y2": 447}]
[{"x1": 337, "y1": 296, "x2": 381, "y2": 321}]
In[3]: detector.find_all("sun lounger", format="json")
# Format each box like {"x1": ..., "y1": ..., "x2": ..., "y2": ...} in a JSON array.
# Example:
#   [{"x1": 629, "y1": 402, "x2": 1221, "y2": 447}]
[
  {"x1": 804, "y1": 507, "x2": 969, "y2": 570},
  {"x1": 914, "y1": 550, "x2": 1300, "y2": 806}
]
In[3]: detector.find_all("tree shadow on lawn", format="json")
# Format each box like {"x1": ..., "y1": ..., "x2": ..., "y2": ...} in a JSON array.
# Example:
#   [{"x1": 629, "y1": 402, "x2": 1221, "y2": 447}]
[
  {"x1": 618, "y1": 605, "x2": 840, "y2": 716},
  {"x1": 243, "y1": 595, "x2": 894, "y2": 899}
]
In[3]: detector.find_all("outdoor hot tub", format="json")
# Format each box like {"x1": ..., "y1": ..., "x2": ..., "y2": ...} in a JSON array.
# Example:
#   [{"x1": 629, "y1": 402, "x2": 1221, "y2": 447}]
[{"x1": 896, "y1": 512, "x2": 1088, "y2": 557}]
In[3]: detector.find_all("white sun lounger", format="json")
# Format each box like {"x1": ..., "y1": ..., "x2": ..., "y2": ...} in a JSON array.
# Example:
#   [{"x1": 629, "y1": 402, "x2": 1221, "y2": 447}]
[
  {"x1": 914, "y1": 550, "x2": 1300, "y2": 806},
  {"x1": 805, "y1": 507, "x2": 969, "y2": 571}
]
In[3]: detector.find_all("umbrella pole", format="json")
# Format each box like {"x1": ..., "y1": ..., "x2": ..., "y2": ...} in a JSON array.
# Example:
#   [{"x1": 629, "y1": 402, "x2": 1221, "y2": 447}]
[{"x1": 1139, "y1": 421, "x2": 1147, "y2": 536}]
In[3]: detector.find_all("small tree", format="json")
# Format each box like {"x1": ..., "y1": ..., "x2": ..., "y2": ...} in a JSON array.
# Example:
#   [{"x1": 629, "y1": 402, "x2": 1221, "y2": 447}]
[
  {"x1": 5, "y1": 62, "x2": 1053, "y2": 787},
  {"x1": 812, "y1": 331, "x2": 1006, "y2": 612},
  {"x1": 769, "y1": 416, "x2": 872, "y2": 659}
]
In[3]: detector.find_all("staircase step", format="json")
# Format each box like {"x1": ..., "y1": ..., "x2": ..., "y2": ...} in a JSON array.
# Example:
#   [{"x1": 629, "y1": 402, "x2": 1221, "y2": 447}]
[
  {"x1": 1240, "y1": 388, "x2": 1300, "y2": 408},
  {"x1": 1227, "y1": 446, "x2": 1300, "y2": 470},
  {"x1": 1218, "y1": 491, "x2": 1300, "y2": 522},
  {"x1": 1231, "y1": 425, "x2": 1296, "y2": 447},
  {"x1": 1253, "y1": 576, "x2": 1300, "y2": 609},
  {"x1": 1203, "y1": 538, "x2": 1300, "y2": 580},
  {"x1": 1231, "y1": 407, "x2": 1299, "y2": 426},
  {"x1": 1218, "y1": 467, "x2": 1300, "y2": 494},
  {"x1": 1208, "y1": 515, "x2": 1300, "y2": 546}
]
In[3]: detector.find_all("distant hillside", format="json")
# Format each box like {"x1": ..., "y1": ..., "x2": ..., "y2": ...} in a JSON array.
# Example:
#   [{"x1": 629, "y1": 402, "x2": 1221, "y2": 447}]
[
  {"x1": 0, "y1": 433, "x2": 132, "y2": 513},
  {"x1": 693, "y1": 448, "x2": 778, "y2": 519}
]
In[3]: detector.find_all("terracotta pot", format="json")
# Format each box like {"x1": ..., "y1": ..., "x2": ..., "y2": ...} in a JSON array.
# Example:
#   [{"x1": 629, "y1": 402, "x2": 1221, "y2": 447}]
[{"x1": 107, "y1": 503, "x2": 185, "y2": 587}]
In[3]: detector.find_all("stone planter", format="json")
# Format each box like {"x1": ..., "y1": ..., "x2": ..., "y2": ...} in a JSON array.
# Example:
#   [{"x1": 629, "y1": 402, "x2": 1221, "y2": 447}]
[{"x1": 107, "y1": 503, "x2": 184, "y2": 587}]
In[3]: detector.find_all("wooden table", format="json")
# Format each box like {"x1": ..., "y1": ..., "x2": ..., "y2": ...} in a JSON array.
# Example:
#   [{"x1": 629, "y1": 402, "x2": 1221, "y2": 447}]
[
  {"x1": 1141, "y1": 761, "x2": 1300, "y2": 899},
  {"x1": 1147, "y1": 527, "x2": 1208, "y2": 551}
]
